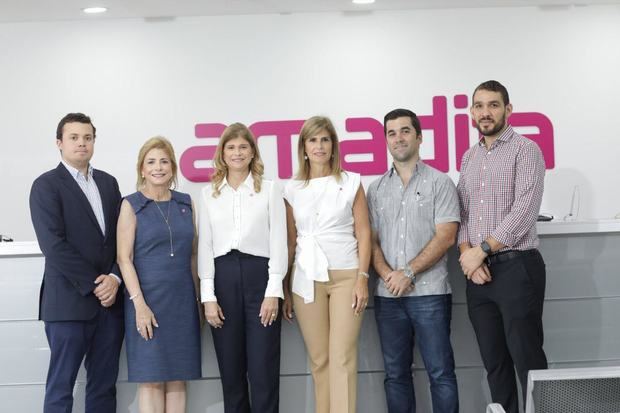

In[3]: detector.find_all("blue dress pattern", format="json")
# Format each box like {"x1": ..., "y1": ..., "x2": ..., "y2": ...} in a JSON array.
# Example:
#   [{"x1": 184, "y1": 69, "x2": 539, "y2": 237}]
[{"x1": 124, "y1": 191, "x2": 201, "y2": 382}]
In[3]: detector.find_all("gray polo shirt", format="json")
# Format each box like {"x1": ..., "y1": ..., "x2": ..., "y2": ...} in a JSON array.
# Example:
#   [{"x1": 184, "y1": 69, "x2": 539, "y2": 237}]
[{"x1": 367, "y1": 161, "x2": 460, "y2": 298}]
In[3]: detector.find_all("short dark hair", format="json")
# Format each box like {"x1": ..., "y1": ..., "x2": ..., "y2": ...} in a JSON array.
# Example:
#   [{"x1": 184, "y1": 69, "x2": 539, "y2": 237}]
[
  {"x1": 472, "y1": 80, "x2": 510, "y2": 105},
  {"x1": 383, "y1": 108, "x2": 422, "y2": 136},
  {"x1": 56, "y1": 113, "x2": 96, "y2": 140}
]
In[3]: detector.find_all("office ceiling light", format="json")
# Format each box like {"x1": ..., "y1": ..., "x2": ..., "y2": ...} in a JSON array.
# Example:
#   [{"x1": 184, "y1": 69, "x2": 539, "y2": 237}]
[
  {"x1": 352, "y1": 0, "x2": 375, "y2": 4},
  {"x1": 82, "y1": 7, "x2": 108, "y2": 14}
]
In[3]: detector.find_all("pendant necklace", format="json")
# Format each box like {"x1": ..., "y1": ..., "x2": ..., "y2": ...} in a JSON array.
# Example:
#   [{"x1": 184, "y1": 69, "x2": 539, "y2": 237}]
[{"x1": 153, "y1": 195, "x2": 174, "y2": 257}]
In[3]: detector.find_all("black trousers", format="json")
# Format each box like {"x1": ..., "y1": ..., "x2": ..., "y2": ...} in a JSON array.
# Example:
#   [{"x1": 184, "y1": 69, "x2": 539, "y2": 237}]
[
  {"x1": 466, "y1": 249, "x2": 548, "y2": 413},
  {"x1": 212, "y1": 250, "x2": 281, "y2": 413}
]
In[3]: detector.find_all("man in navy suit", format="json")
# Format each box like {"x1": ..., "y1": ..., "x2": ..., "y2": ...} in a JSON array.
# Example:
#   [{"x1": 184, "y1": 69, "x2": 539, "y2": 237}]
[{"x1": 30, "y1": 113, "x2": 124, "y2": 412}]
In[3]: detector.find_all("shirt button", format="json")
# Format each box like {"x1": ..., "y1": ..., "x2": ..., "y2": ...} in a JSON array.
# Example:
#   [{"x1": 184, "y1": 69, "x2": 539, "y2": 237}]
[
  {"x1": 419, "y1": 203, "x2": 423, "y2": 206},
  {"x1": 479, "y1": 217, "x2": 483, "y2": 220},
  {"x1": 478, "y1": 234, "x2": 482, "y2": 237},
  {"x1": 401, "y1": 201, "x2": 405, "y2": 205},
  {"x1": 401, "y1": 217, "x2": 404, "y2": 221},
  {"x1": 487, "y1": 151, "x2": 491, "y2": 155},
  {"x1": 480, "y1": 200, "x2": 484, "y2": 203},
  {"x1": 400, "y1": 235, "x2": 404, "y2": 238},
  {"x1": 400, "y1": 251, "x2": 404, "y2": 255},
  {"x1": 481, "y1": 182, "x2": 485, "y2": 187},
  {"x1": 483, "y1": 166, "x2": 487, "y2": 170}
]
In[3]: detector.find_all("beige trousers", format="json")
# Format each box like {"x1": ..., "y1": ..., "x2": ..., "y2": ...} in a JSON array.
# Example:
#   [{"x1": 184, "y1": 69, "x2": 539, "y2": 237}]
[{"x1": 293, "y1": 269, "x2": 363, "y2": 413}]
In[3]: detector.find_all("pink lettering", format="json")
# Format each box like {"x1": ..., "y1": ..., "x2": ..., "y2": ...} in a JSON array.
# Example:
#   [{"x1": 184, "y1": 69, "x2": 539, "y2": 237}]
[
  {"x1": 250, "y1": 120, "x2": 305, "y2": 179},
  {"x1": 509, "y1": 113, "x2": 555, "y2": 169},
  {"x1": 419, "y1": 96, "x2": 449, "y2": 172},
  {"x1": 179, "y1": 94, "x2": 556, "y2": 181},
  {"x1": 179, "y1": 123, "x2": 226, "y2": 182},
  {"x1": 340, "y1": 117, "x2": 387, "y2": 175}
]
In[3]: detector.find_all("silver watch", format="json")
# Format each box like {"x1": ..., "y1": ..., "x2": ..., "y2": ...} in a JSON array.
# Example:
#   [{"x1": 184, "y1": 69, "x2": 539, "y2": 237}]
[{"x1": 403, "y1": 266, "x2": 416, "y2": 283}]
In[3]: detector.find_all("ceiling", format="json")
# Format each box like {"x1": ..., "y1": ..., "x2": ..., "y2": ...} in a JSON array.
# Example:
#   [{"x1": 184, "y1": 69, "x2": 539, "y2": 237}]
[{"x1": 0, "y1": 0, "x2": 619, "y2": 23}]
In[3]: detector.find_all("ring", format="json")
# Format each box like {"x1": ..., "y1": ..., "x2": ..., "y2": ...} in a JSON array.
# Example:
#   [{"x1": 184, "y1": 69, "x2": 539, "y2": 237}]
[
  {"x1": 271, "y1": 313, "x2": 277, "y2": 318},
  {"x1": 137, "y1": 327, "x2": 141, "y2": 332}
]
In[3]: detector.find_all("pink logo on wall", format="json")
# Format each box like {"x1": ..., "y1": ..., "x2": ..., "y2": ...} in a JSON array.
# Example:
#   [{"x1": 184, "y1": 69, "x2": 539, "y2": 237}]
[{"x1": 180, "y1": 94, "x2": 555, "y2": 182}]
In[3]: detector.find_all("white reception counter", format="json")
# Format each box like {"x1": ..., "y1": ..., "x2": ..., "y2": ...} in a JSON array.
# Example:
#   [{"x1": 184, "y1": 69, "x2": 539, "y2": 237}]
[{"x1": 1, "y1": 220, "x2": 620, "y2": 412}]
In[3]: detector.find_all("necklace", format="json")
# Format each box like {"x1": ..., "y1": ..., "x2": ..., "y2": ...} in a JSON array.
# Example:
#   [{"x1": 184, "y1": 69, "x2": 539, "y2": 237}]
[{"x1": 153, "y1": 196, "x2": 174, "y2": 257}]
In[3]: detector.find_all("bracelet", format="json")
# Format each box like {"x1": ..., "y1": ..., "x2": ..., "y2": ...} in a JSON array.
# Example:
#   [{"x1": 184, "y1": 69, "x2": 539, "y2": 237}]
[
  {"x1": 358, "y1": 271, "x2": 370, "y2": 279},
  {"x1": 129, "y1": 293, "x2": 141, "y2": 301}
]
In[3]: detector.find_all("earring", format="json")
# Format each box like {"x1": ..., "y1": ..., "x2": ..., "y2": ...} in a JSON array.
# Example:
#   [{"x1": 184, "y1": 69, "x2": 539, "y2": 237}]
[{"x1": 304, "y1": 155, "x2": 308, "y2": 160}]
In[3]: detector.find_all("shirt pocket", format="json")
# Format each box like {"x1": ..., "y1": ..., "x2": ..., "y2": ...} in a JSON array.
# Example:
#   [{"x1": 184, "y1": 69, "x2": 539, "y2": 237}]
[
  {"x1": 373, "y1": 196, "x2": 396, "y2": 227},
  {"x1": 413, "y1": 192, "x2": 434, "y2": 221}
]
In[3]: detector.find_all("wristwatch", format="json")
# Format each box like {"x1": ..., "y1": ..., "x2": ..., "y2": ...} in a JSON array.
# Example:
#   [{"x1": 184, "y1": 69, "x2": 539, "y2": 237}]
[
  {"x1": 480, "y1": 240, "x2": 493, "y2": 256},
  {"x1": 403, "y1": 266, "x2": 416, "y2": 283}
]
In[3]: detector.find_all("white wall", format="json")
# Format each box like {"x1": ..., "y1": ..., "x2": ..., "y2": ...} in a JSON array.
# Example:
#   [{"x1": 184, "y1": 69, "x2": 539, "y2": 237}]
[{"x1": 1, "y1": 5, "x2": 620, "y2": 240}]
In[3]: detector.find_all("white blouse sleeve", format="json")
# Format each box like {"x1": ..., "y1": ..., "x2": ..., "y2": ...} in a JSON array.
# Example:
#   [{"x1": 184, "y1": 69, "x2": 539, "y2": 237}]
[
  {"x1": 264, "y1": 180, "x2": 288, "y2": 298},
  {"x1": 197, "y1": 186, "x2": 217, "y2": 302}
]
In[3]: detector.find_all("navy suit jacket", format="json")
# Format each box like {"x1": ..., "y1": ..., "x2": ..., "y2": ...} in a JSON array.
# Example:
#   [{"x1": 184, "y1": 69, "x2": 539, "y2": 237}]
[{"x1": 30, "y1": 163, "x2": 123, "y2": 322}]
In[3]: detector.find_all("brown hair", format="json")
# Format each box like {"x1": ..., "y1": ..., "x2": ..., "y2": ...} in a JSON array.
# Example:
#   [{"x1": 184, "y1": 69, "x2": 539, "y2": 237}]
[
  {"x1": 211, "y1": 123, "x2": 264, "y2": 197},
  {"x1": 295, "y1": 116, "x2": 343, "y2": 184}
]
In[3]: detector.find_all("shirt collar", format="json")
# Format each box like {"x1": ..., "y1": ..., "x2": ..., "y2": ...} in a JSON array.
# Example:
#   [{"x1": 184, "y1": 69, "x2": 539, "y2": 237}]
[
  {"x1": 218, "y1": 173, "x2": 255, "y2": 192},
  {"x1": 388, "y1": 159, "x2": 425, "y2": 178},
  {"x1": 61, "y1": 160, "x2": 93, "y2": 180},
  {"x1": 477, "y1": 124, "x2": 515, "y2": 147}
]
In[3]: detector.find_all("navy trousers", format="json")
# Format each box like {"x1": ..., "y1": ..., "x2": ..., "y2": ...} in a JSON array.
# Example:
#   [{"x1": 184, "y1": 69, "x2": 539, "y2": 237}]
[
  {"x1": 44, "y1": 307, "x2": 124, "y2": 413},
  {"x1": 212, "y1": 250, "x2": 281, "y2": 413}
]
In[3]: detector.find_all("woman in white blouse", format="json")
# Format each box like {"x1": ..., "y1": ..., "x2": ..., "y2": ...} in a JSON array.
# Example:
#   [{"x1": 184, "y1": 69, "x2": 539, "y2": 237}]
[
  {"x1": 282, "y1": 116, "x2": 371, "y2": 413},
  {"x1": 198, "y1": 123, "x2": 287, "y2": 413}
]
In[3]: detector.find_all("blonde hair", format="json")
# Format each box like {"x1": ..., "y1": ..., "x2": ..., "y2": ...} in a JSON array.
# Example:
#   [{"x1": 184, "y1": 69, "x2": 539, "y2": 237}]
[
  {"x1": 136, "y1": 136, "x2": 178, "y2": 190},
  {"x1": 211, "y1": 123, "x2": 264, "y2": 197},
  {"x1": 296, "y1": 116, "x2": 343, "y2": 184}
]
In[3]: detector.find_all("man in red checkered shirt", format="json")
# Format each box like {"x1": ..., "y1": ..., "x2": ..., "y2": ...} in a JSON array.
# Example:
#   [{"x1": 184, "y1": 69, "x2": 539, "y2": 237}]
[{"x1": 457, "y1": 80, "x2": 548, "y2": 413}]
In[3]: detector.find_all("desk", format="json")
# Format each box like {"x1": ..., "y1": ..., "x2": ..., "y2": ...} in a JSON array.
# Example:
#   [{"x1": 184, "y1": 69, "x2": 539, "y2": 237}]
[{"x1": 2, "y1": 220, "x2": 619, "y2": 412}]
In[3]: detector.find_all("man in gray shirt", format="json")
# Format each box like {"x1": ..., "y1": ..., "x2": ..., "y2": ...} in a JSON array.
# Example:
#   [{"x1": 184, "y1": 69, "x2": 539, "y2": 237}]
[{"x1": 368, "y1": 109, "x2": 460, "y2": 413}]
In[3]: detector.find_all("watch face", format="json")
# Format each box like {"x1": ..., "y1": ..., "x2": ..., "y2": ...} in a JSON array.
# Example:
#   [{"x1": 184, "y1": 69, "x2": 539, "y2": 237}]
[{"x1": 482, "y1": 242, "x2": 492, "y2": 254}]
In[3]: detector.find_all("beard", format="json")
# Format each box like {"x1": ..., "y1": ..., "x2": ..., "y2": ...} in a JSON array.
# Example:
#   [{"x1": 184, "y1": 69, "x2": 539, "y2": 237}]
[
  {"x1": 390, "y1": 146, "x2": 417, "y2": 163},
  {"x1": 475, "y1": 115, "x2": 506, "y2": 137}
]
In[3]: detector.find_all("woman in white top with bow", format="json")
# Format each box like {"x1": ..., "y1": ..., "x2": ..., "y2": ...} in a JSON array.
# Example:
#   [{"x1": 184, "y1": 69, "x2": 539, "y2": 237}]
[
  {"x1": 198, "y1": 123, "x2": 287, "y2": 413},
  {"x1": 282, "y1": 116, "x2": 371, "y2": 413}
]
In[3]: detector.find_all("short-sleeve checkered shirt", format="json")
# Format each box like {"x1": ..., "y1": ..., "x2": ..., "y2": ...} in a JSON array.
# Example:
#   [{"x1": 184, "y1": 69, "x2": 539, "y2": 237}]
[{"x1": 456, "y1": 125, "x2": 545, "y2": 251}]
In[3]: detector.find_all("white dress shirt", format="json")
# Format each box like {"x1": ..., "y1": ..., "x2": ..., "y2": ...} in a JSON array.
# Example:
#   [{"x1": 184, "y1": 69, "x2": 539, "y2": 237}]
[
  {"x1": 284, "y1": 171, "x2": 360, "y2": 304},
  {"x1": 197, "y1": 174, "x2": 288, "y2": 302},
  {"x1": 61, "y1": 160, "x2": 122, "y2": 285}
]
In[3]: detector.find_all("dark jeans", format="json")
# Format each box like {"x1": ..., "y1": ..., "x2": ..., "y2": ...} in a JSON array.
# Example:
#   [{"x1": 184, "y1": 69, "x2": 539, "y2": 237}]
[
  {"x1": 467, "y1": 249, "x2": 548, "y2": 413},
  {"x1": 375, "y1": 294, "x2": 459, "y2": 413}
]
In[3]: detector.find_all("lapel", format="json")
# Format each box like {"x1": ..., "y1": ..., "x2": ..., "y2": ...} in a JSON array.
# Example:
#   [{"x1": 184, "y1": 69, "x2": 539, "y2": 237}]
[{"x1": 56, "y1": 163, "x2": 104, "y2": 238}]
